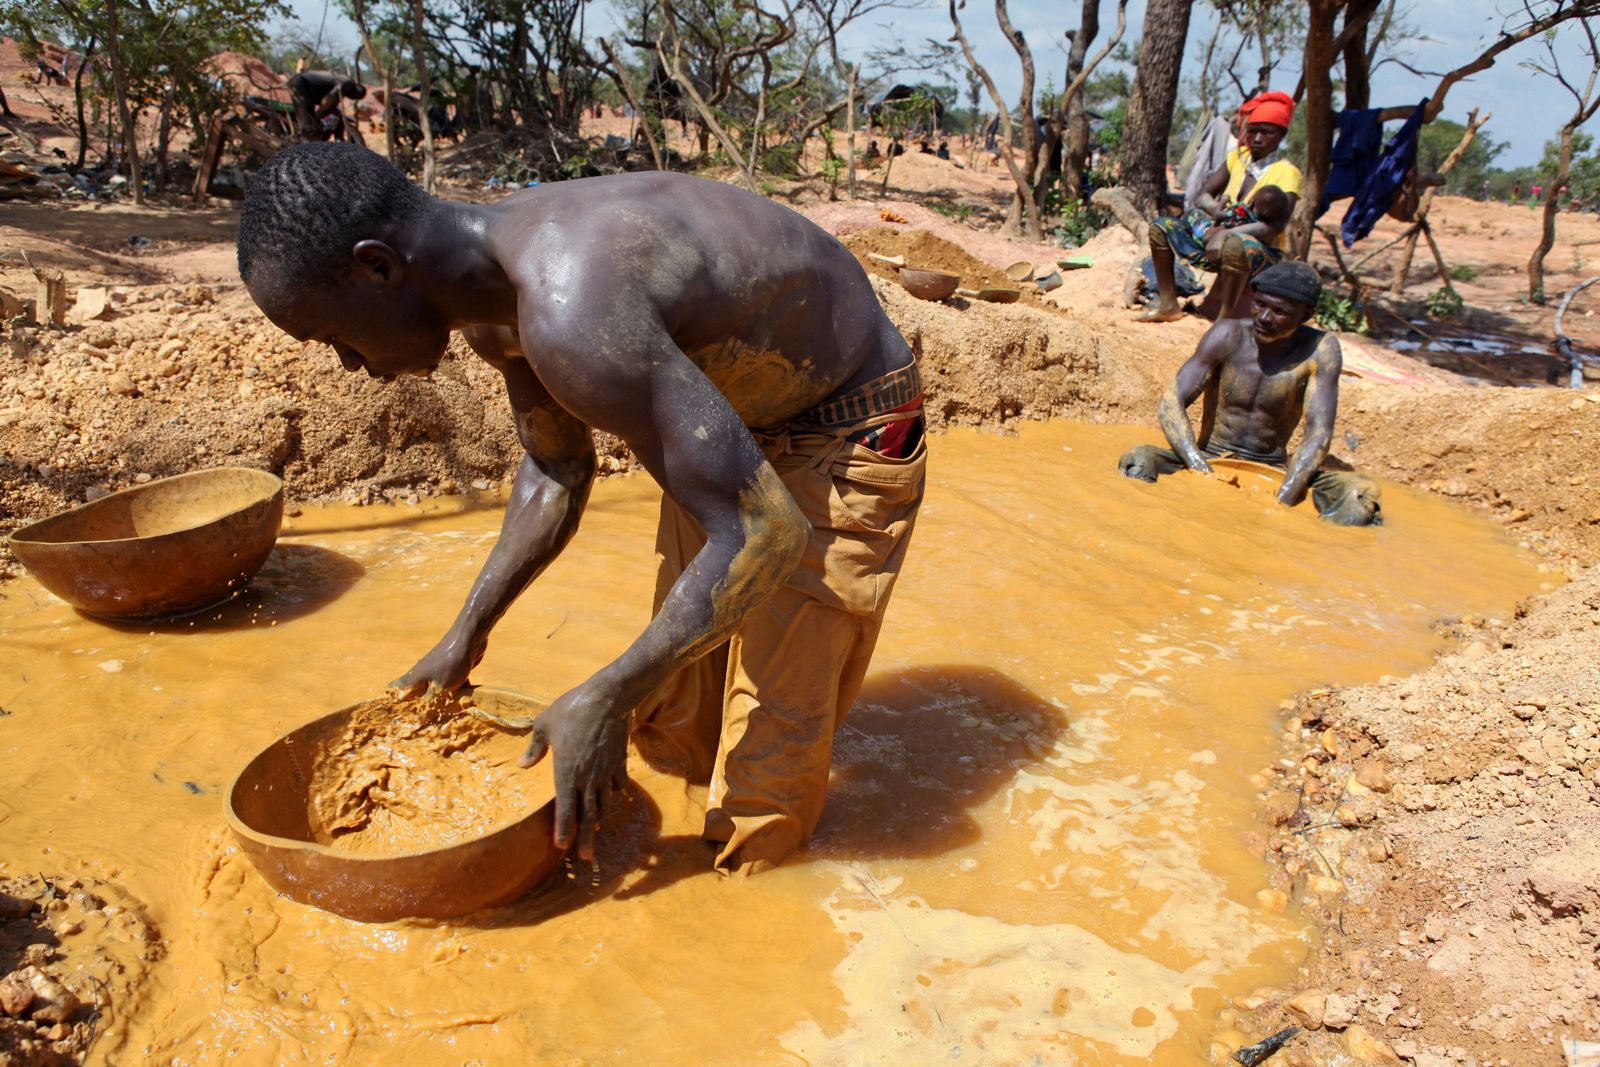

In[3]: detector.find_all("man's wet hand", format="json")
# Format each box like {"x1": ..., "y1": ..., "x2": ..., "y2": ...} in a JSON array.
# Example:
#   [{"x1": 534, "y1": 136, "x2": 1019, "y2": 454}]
[
  {"x1": 518, "y1": 678, "x2": 630, "y2": 863},
  {"x1": 387, "y1": 635, "x2": 486, "y2": 698}
]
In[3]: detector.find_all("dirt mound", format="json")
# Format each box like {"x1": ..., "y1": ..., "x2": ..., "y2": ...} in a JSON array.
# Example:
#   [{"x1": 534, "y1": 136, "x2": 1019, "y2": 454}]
[
  {"x1": 870, "y1": 275, "x2": 1155, "y2": 427},
  {"x1": 845, "y1": 226, "x2": 1020, "y2": 292},
  {"x1": 1339, "y1": 381, "x2": 1600, "y2": 564},
  {"x1": 1237, "y1": 569, "x2": 1600, "y2": 1066},
  {"x1": 0, "y1": 245, "x2": 1161, "y2": 573}
]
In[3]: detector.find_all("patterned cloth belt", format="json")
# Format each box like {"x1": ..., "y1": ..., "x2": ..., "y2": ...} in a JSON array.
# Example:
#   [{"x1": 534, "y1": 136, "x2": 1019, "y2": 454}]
[{"x1": 790, "y1": 361, "x2": 923, "y2": 431}]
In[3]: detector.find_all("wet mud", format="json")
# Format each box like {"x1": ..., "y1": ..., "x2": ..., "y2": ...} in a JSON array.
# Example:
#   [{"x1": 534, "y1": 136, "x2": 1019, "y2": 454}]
[
  {"x1": 304, "y1": 695, "x2": 543, "y2": 855},
  {"x1": 0, "y1": 421, "x2": 1548, "y2": 1064}
]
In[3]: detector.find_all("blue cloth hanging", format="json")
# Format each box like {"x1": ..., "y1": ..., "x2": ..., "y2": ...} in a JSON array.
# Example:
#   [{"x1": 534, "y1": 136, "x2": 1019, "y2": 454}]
[
  {"x1": 1318, "y1": 108, "x2": 1386, "y2": 218},
  {"x1": 1341, "y1": 100, "x2": 1429, "y2": 248}
]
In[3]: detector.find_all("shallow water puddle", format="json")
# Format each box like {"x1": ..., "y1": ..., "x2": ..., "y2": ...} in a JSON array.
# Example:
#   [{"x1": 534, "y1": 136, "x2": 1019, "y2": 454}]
[{"x1": 0, "y1": 421, "x2": 1548, "y2": 1065}]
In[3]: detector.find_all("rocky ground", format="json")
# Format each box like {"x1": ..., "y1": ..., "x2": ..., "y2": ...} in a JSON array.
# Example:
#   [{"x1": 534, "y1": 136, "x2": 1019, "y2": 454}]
[{"x1": 0, "y1": 875, "x2": 161, "y2": 1066}]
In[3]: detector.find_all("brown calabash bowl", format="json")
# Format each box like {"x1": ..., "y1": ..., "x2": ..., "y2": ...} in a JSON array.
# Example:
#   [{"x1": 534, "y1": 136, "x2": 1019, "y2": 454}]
[
  {"x1": 226, "y1": 687, "x2": 564, "y2": 923},
  {"x1": 897, "y1": 266, "x2": 961, "y2": 301},
  {"x1": 8, "y1": 467, "x2": 284, "y2": 620}
]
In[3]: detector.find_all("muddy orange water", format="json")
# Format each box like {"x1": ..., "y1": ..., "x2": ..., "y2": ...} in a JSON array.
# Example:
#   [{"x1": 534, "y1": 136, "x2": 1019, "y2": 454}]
[{"x1": 0, "y1": 422, "x2": 1550, "y2": 1065}]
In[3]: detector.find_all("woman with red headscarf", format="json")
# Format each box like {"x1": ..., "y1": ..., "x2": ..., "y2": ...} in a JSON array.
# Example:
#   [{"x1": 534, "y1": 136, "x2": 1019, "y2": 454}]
[{"x1": 1138, "y1": 90, "x2": 1304, "y2": 323}]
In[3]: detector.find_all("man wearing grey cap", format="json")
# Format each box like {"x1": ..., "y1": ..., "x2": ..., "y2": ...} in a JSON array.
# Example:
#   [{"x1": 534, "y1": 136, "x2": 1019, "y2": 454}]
[{"x1": 1117, "y1": 261, "x2": 1381, "y2": 526}]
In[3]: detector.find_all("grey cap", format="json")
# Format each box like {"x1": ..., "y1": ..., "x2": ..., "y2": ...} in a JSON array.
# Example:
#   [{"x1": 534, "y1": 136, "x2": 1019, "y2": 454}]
[{"x1": 1252, "y1": 260, "x2": 1322, "y2": 307}]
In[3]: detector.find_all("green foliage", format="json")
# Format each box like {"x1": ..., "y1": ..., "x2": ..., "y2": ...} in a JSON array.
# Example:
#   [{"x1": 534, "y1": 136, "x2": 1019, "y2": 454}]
[
  {"x1": 1448, "y1": 264, "x2": 1479, "y2": 282},
  {"x1": 927, "y1": 201, "x2": 976, "y2": 223},
  {"x1": 1535, "y1": 131, "x2": 1600, "y2": 207},
  {"x1": 1416, "y1": 120, "x2": 1507, "y2": 196},
  {"x1": 1424, "y1": 286, "x2": 1464, "y2": 319},
  {"x1": 1050, "y1": 192, "x2": 1108, "y2": 247},
  {"x1": 1315, "y1": 288, "x2": 1369, "y2": 334},
  {"x1": 3, "y1": 0, "x2": 287, "y2": 179},
  {"x1": 760, "y1": 140, "x2": 804, "y2": 177}
]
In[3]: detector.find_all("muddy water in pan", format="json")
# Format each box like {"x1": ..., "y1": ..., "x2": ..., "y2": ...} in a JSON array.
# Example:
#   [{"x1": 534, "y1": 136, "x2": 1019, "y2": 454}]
[{"x1": 0, "y1": 421, "x2": 1549, "y2": 1065}]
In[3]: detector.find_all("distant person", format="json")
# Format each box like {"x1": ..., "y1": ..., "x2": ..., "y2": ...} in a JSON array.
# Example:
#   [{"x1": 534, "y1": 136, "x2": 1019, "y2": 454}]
[
  {"x1": 936, "y1": 140, "x2": 950, "y2": 160},
  {"x1": 1138, "y1": 90, "x2": 1302, "y2": 324},
  {"x1": 288, "y1": 70, "x2": 367, "y2": 143},
  {"x1": 1532, "y1": 182, "x2": 1544, "y2": 205},
  {"x1": 1481, "y1": 179, "x2": 1491, "y2": 201},
  {"x1": 1511, "y1": 180, "x2": 1522, "y2": 202},
  {"x1": 863, "y1": 139, "x2": 882, "y2": 163},
  {"x1": 1119, "y1": 261, "x2": 1381, "y2": 526}
]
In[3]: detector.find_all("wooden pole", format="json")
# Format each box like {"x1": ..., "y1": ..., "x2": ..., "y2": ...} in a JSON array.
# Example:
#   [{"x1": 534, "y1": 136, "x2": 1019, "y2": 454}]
[
  {"x1": 1390, "y1": 109, "x2": 1489, "y2": 295},
  {"x1": 846, "y1": 63, "x2": 858, "y2": 200}
]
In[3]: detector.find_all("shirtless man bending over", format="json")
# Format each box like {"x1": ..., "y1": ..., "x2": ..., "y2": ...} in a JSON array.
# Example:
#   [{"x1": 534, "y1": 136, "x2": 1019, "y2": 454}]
[
  {"x1": 1118, "y1": 261, "x2": 1381, "y2": 526},
  {"x1": 236, "y1": 143, "x2": 927, "y2": 875}
]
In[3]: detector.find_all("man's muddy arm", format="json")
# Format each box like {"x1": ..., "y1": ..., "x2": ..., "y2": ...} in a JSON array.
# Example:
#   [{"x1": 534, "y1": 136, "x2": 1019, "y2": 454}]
[
  {"x1": 1158, "y1": 324, "x2": 1231, "y2": 471},
  {"x1": 391, "y1": 355, "x2": 595, "y2": 695},
  {"x1": 520, "y1": 337, "x2": 807, "y2": 858},
  {"x1": 1278, "y1": 335, "x2": 1343, "y2": 505}
]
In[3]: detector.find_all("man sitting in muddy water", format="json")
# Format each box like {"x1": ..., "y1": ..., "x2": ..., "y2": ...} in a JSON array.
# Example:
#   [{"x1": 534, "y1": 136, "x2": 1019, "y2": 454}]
[
  {"x1": 1118, "y1": 261, "x2": 1381, "y2": 526},
  {"x1": 236, "y1": 142, "x2": 926, "y2": 876}
]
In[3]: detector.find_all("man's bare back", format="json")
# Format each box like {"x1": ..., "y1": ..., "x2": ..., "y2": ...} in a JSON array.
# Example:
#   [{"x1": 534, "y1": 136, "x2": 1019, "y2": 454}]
[
  {"x1": 475, "y1": 173, "x2": 908, "y2": 424},
  {"x1": 237, "y1": 144, "x2": 923, "y2": 868}
]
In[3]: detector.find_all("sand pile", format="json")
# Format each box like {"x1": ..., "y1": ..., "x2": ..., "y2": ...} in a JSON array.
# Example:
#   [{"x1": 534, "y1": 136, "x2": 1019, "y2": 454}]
[
  {"x1": 0, "y1": 236, "x2": 1162, "y2": 568},
  {"x1": 307, "y1": 694, "x2": 538, "y2": 855},
  {"x1": 844, "y1": 226, "x2": 1021, "y2": 293},
  {"x1": 1338, "y1": 381, "x2": 1600, "y2": 564},
  {"x1": 1238, "y1": 568, "x2": 1600, "y2": 1065}
]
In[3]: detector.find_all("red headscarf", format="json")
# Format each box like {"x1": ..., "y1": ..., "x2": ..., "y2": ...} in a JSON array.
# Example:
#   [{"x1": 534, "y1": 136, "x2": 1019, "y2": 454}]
[{"x1": 1239, "y1": 90, "x2": 1294, "y2": 129}]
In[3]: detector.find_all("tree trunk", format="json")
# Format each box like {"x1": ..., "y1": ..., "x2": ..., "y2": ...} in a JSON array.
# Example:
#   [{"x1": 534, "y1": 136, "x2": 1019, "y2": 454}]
[
  {"x1": 410, "y1": 0, "x2": 437, "y2": 192},
  {"x1": 846, "y1": 63, "x2": 858, "y2": 200},
  {"x1": 104, "y1": 0, "x2": 142, "y2": 205},
  {"x1": 949, "y1": 0, "x2": 1041, "y2": 238},
  {"x1": 995, "y1": 0, "x2": 1040, "y2": 237},
  {"x1": 1288, "y1": 0, "x2": 1340, "y2": 258},
  {"x1": 1529, "y1": 126, "x2": 1576, "y2": 303},
  {"x1": 1119, "y1": 0, "x2": 1191, "y2": 216},
  {"x1": 1062, "y1": 0, "x2": 1101, "y2": 202},
  {"x1": 73, "y1": 36, "x2": 96, "y2": 170},
  {"x1": 1391, "y1": 109, "x2": 1487, "y2": 295},
  {"x1": 1341, "y1": 0, "x2": 1381, "y2": 110},
  {"x1": 155, "y1": 83, "x2": 175, "y2": 192}
]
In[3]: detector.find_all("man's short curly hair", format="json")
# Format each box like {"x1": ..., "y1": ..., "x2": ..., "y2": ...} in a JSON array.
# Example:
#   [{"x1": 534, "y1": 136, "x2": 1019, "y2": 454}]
[{"x1": 237, "y1": 142, "x2": 429, "y2": 288}]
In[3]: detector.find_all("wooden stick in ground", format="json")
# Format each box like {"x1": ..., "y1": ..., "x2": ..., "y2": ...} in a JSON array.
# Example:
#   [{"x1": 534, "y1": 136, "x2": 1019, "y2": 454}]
[
  {"x1": 1317, "y1": 224, "x2": 1364, "y2": 303},
  {"x1": 1390, "y1": 109, "x2": 1489, "y2": 295},
  {"x1": 34, "y1": 268, "x2": 66, "y2": 327},
  {"x1": 1419, "y1": 220, "x2": 1457, "y2": 295}
]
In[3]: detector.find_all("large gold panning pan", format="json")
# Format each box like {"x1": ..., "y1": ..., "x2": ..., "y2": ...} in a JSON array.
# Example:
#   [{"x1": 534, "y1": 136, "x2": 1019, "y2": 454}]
[
  {"x1": 226, "y1": 687, "x2": 564, "y2": 923},
  {"x1": 8, "y1": 467, "x2": 284, "y2": 620}
]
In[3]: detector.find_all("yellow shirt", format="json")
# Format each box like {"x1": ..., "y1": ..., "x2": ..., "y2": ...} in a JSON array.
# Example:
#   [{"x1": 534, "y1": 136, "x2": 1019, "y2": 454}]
[{"x1": 1223, "y1": 145, "x2": 1303, "y2": 249}]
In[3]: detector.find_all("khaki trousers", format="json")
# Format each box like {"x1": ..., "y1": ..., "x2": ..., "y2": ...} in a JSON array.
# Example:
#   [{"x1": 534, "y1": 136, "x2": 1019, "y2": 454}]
[{"x1": 633, "y1": 426, "x2": 926, "y2": 875}]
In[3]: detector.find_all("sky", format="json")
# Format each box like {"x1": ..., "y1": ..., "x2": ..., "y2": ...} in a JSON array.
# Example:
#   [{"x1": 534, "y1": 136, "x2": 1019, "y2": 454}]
[{"x1": 282, "y1": 0, "x2": 1597, "y2": 168}]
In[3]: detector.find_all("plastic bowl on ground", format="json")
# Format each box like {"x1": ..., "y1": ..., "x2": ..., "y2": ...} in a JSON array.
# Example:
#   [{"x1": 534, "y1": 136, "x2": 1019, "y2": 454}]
[
  {"x1": 226, "y1": 687, "x2": 564, "y2": 923},
  {"x1": 8, "y1": 467, "x2": 284, "y2": 620}
]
